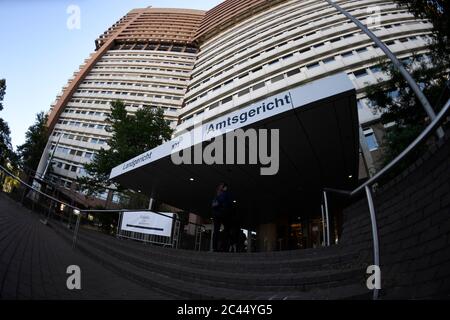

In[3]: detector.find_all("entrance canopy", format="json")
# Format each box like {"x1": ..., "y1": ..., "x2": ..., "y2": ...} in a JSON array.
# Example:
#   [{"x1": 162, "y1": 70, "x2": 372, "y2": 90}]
[{"x1": 110, "y1": 73, "x2": 359, "y2": 226}]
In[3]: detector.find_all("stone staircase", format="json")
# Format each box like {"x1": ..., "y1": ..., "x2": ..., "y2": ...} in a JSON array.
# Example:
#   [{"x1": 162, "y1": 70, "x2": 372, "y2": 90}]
[{"x1": 51, "y1": 221, "x2": 372, "y2": 299}]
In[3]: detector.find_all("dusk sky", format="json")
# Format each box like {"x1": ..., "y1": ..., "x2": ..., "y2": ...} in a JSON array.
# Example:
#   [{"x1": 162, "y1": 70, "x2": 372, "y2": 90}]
[{"x1": 0, "y1": 0, "x2": 222, "y2": 149}]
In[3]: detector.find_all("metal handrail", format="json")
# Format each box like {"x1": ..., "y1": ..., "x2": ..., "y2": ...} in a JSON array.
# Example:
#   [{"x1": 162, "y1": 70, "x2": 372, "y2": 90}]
[
  {"x1": 0, "y1": 163, "x2": 80, "y2": 211},
  {"x1": 321, "y1": 97, "x2": 449, "y2": 300},
  {"x1": 82, "y1": 208, "x2": 207, "y2": 229},
  {"x1": 0, "y1": 164, "x2": 207, "y2": 249},
  {"x1": 325, "y1": 97, "x2": 450, "y2": 196}
]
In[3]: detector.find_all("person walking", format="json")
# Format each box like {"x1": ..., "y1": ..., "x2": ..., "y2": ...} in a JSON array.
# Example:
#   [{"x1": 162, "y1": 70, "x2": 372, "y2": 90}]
[{"x1": 211, "y1": 183, "x2": 231, "y2": 252}]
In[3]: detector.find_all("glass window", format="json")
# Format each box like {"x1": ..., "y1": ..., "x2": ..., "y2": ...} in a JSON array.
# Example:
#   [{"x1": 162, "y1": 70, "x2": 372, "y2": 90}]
[
  {"x1": 370, "y1": 65, "x2": 382, "y2": 73},
  {"x1": 221, "y1": 96, "x2": 232, "y2": 104},
  {"x1": 356, "y1": 47, "x2": 368, "y2": 53},
  {"x1": 287, "y1": 68, "x2": 301, "y2": 77},
  {"x1": 364, "y1": 129, "x2": 379, "y2": 151},
  {"x1": 270, "y1": 75, "x2": 284, "y2": 83},
  {"x1": 341, "y1": 51, "x2": 353, "y2": 58},
  {"x1": 306, "y1": 62, "x2": 320, "y2": 69},
  {"x1": 353, "y1": 69, "x2": 368, "y2": 78},
  {"x1": 252, "y1": 82, "x2": 265, "y2": 91},
  {"x1": 237, "y1": 88, "x2": 250, "y2": 97}
]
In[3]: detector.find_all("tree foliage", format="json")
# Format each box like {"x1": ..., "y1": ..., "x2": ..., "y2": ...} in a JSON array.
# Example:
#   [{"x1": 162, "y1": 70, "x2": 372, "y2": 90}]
[
  {"x1": 364, "y1": 1, "x2": 450, "y2": 165},
  {"x1": 17, "y1": 112, "x2": 49, "y2": 171},
  {"x1": 396, "y1": 1, "x2": 450, "y2": 79},
  {"x1": 0, "y1": 79, "x2": 14, "y2": 166},
  {"x1": 77, "y1": 100, "x2": 173, "y2": 194},
  {"x1": 0, "y1": 79, "x2": 6, "y2": 112}
]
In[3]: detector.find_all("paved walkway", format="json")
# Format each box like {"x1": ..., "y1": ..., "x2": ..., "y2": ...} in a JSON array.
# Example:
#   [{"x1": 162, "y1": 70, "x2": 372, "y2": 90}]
[{"x1": 0, "y1": 192, "x2": 169, "y2": 299}]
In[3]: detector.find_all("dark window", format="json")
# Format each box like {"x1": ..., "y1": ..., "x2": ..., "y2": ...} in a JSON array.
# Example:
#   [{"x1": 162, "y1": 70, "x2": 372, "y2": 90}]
[
  {"x1": 287, "y1": 68, "x2": 301, "y2": 77},
  {"x1": 252, "y1": 66, "x2": 262, "y2": 73},
  {"x1": 370, "y1": 65, "x2": 382, "y2": 73},
  {"x1": 299, "y1": 47, "x2": 310, "y2": 54},
  {"x1": 341, "y1": 51, "x2": 353, "y2": 58},
  {"x1": 221, "y1": 96, "x2": 232, "y2": 104},
  {"x1": 356, "y1": 47, "x2": 368, "y2": 53},
  {"x1": 306, "y1": 62, "x2": 320, "y2": 69},
  {"x1": 237, "y1": 88, "x2": 250, "y2": 97},
  {"x1": 353, "y1": 69, "x2": 368, "y2": 78},
  {"x1": 270, "y1": 75, "x2": 284, "y2": 83},
  {"x1": 282, "y1": 53, "x2": 294, "y2": 60},
  {"x1": 252, "y1": 82, "x2": 265, "y2": 90}
]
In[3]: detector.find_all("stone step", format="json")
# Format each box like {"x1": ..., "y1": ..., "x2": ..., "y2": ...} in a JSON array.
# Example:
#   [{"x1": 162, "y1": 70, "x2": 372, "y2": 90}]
[
  {"x1": 78, "y1": 229, "x2": 366, "y2": 290},
  {"x1": 52, "y1": 222, "x2": 367, "y2": 294},
  {"x1": 81, "y1": 225, "x2": 341, "y2": 260},
  {"x1": 52, "y1": 222, "x2": 369, "y2": 299},
  {"x1": 74, "y1": 225, "x2": 365, "y2": 273}
]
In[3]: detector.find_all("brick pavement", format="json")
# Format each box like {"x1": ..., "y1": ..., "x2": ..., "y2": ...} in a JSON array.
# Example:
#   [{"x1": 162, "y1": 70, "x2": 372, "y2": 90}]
[{"x1": 0, "y1": 192, "x2": 170, "y2": 300}]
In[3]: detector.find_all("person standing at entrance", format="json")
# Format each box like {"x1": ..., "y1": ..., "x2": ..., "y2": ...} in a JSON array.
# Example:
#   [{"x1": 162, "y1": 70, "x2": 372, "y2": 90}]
[{"x1": 211, "y1": 183, "x2": 231, "y2": 252}]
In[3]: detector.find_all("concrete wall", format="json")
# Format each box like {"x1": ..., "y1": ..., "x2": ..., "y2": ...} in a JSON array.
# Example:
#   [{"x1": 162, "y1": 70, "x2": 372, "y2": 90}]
[{"x1": 340, "y1": 129, "x2": 450, "y2": 299}]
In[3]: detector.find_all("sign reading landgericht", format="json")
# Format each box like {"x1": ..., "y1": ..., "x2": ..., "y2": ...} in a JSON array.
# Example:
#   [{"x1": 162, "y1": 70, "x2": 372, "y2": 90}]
[{"x1": 110, "y1": 73, "x2": 354, "y2": 179}]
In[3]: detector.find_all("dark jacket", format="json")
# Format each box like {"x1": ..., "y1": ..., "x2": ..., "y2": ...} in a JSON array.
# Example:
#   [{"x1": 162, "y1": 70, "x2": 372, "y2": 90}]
[{"x1": 212, "y1": 190, "x2": 231, "y2": 218}]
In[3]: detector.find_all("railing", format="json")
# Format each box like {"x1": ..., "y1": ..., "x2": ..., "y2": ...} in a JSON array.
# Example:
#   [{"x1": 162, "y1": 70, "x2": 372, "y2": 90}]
[
  {"x1": 0, "y1": 164, "x2": 209, "y2": 252},
  {"x1": 76, "y1": 208, "x2": 207, "y2": 251},
  {"x1": 320, "y1": 97, "x2": 450, "y2": 300}
]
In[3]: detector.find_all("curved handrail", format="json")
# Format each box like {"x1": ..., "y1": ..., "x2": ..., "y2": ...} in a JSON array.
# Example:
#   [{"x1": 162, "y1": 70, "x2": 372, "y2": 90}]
[
  {"x1": 0, "y1": 164, "x2": 206, "y2": 230},
  {"x1": 324, "y1": 97, "x2": 450, "y2": 197},
  {"x1": 0, "y1": 163, "x2": 80, "y2": 211}
]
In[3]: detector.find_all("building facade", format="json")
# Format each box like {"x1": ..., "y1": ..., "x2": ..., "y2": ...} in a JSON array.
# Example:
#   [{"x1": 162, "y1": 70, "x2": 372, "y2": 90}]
[
  {"x1": 36, "y1": 8, "x2": 205, "y2": 197},
  {"x1": 37, "y1": 0, "x2": 434, "y2": 200}
]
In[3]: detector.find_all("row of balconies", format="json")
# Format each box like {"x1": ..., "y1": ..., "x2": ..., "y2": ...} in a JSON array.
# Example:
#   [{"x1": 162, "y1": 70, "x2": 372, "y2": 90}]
[
  {"x1": 96, "y1": 60, "x2": 194, "y2": 71},
  {"x1": 71, "y1": 92, "x2": 183, "y2": 109},
  {"x1": 90, "y1": 68, "x2": 191, "y2": 80},
  {"x1": 77, "y1": 83, "x2": 186, "y2": 96},
  {"x1": 183, "y1": 31, "x2": 430, "y2": 115},
  {"x1": 196, "y1": 0, "x2": 399, "y2": 70},
  {"x1": 175, "y1": 43, "x2": 430, "y2": 132},
  {"x1": 191, "y1": 10, "x2": 424, "y2": 88},
  {"x1": 198, "y1": 0, "x2": 330, "y2": 61},
  {"x1": 84, "y1": 74, "x2": 189, "y2": 87}
]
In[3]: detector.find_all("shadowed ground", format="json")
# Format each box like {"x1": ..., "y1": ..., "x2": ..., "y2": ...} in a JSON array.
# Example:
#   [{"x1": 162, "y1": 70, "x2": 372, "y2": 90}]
[{"x1": 0, "y1": 192, "x2": 169, "y2": 300}]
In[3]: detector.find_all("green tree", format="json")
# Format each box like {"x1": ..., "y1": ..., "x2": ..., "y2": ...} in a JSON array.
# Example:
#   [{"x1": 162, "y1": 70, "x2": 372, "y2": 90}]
[
  {"x1": 77, "y1": 100, "x2": 173, "y2": 194},
  {"x1": 395, "y1": 1, "x2": 450, "y2": 82},
  {"x1": 364, "y1": 1, "x2": 449, "y2": 165},
  {"x1": 365, "y1": 54, "x2": 448, "y2": 165},
  {"x1": 0, "y1": 79, "x2": 14, "y2": 166},
  {"x1": 17, "y1": 112, "x2": 49, "y2": 171}
]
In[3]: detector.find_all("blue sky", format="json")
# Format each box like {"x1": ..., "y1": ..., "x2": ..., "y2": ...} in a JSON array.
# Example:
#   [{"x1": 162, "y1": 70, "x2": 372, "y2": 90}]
[{"x1": 0, "y1": 0, "x2": 222, "y2": 149}]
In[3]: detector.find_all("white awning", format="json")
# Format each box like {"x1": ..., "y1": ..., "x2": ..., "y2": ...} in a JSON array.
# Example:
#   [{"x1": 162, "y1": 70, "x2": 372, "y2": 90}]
[{"x1": 110, "y1": 73, "x2": 359, "y2": 226}]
